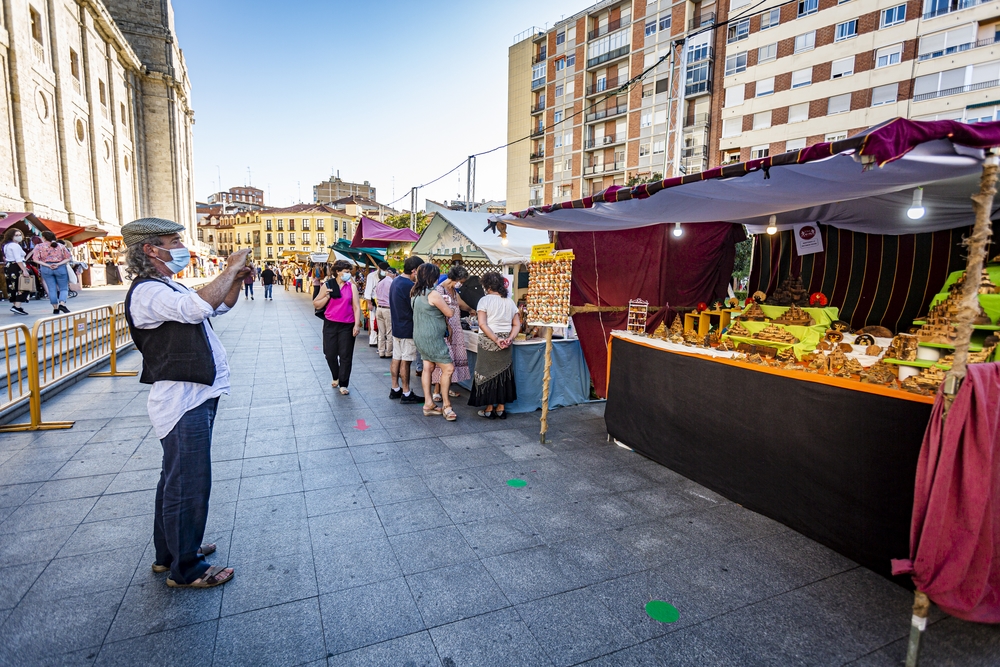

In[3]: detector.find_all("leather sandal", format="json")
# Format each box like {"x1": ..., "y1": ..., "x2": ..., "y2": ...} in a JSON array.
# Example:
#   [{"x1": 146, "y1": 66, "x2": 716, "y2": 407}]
[
  {"x1": 423, "y1": 405, "x2": 443, "y2": 416},
  {"x1": 152, "y1": 543, "x2": 216, "y2": 573},
  {"x1": 443, "y1": 407, "x2": 457, "y2": 421},
  {"x1": 166, "y1": 565, "x2": 234, "y2": 588}
]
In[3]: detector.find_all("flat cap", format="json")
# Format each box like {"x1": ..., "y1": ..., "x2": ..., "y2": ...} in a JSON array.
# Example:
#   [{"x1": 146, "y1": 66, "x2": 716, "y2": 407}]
[{"x1": 121, "y1": 218, "x2": 185, "y2": 247}]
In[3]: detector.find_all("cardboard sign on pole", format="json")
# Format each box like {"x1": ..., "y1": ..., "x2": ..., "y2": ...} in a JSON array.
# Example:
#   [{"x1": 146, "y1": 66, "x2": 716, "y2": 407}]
[{"x1": 793, "y1": 223, "x2": 824, "y2": 255}]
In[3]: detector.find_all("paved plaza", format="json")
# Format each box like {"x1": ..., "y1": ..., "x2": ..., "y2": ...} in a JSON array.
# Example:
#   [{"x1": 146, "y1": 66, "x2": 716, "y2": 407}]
[{"x1": 1, "y1": 288, "x2": 998, "y2": 666}]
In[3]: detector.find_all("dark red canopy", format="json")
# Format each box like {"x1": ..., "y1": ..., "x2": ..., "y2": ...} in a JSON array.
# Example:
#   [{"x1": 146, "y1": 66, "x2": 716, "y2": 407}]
[{"x1": 350, "y1": 217, "x2": 418, "y2": 248}]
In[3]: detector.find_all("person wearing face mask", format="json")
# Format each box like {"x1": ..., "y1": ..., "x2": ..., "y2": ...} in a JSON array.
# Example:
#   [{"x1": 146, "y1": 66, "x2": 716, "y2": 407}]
[
  {"x1": 2, "y1": 228, "x2": 31, "y2": 315},
  {"x1": 431, "y1": 265, "x2": 471, "y2": 403},
  {"x1": 313, "y1": 259, "x2": 363, "y2": 395},
  {"x1": 27, "y1": 231, "x2": 73, "y2": 314},
  {"x1": 121, "y1": 217, "x2": 251, "y2": 590},
  {"x1": 364, "y1": 262, "x2": 386, "y2": 347},
  {"x1": 373, "y1": 266, "x2": 397, "y2": 358}
]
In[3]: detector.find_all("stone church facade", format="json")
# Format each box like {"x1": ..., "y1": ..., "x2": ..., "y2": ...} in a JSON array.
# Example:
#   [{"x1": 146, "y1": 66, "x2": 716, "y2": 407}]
[{"x1": 0, "y1": 0, "x2": 195, "y2": 237}]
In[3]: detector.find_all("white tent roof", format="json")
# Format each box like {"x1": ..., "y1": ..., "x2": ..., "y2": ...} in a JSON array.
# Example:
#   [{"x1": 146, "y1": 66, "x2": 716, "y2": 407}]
[{"x1": 431, "y1": 210, "x2": 549, "y2": 264}]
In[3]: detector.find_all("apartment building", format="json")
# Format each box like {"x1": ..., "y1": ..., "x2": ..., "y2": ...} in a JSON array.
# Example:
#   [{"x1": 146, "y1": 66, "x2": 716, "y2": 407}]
[
  {"x1": 207, "y1": 186, "x2": 264, "y2": 209},
  {"x1": 507, "y1": 0, "x2": 730, "y2": 212},
  {"x1": 221, "y1": 204, "x2": 348, "y2": 263},
  {"x1": 313, "y1": 176, "x2": 376, "y2": 204},
  {"x1": 720, "y1": 0, "x2": 1000, "y2": 163}
]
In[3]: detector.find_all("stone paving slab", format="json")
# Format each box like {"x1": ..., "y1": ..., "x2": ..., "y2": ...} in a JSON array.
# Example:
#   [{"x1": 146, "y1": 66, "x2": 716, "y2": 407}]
[{"x1": 1, "y1": 287, "x2": 999, "y2": 665}]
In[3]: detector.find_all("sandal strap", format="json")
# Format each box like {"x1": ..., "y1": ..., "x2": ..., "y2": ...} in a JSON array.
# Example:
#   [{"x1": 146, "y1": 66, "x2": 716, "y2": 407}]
[{"x1": 200, "y1": 566, "x2": 226, "y2": 582}]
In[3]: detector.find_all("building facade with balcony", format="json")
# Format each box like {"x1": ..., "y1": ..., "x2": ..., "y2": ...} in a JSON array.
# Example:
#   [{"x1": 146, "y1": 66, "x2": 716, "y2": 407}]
[
  {"x1": 506, "y1": 0, "x2": 730, "y2": 211},
  {"x1": 220, "y1": 204, "x2": 347, "y2": 264},
  {"x1": 718, "y1": 0, "x2": 1000, "y2": 164}
]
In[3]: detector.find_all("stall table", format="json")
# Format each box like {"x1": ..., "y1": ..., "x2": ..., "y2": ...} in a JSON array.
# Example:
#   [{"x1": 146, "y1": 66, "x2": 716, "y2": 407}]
[
  {"x1": 459, "y1": 330, "x2": 591, "y2": 413},
  {"x1": 605, "y1": 331, "x2": 934, "y2": 581}
]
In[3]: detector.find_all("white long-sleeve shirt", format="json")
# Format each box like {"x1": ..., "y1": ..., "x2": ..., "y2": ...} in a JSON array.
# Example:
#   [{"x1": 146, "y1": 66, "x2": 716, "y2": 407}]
[
  {"x1": 129, "y1": 279, "x2": 232, "y2": 439},
  {"x1": 364, "y1": 270, "x2": 379, "y2": 300}
]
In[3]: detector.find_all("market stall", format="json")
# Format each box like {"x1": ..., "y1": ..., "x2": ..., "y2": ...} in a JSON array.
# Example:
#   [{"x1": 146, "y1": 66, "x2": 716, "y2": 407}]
[{"x1": 497, "y1": 118, "x2": 1000, "y2": 596}]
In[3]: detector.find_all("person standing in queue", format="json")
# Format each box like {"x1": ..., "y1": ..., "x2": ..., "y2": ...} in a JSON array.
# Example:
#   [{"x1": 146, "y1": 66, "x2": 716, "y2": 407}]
[
  {"x1": 469, "y1": 272, "x2": 520, "y2": 419},
  {"x1": 314, "y1": 259, "x2": 362, "y2": 396},
  {"x1": 373, "y1": 266, "x2": 396, "y2": 358},
  {"x1": 388, "y1": 255, "x2": 424, "y2": 403},
  {"x1": 411, "y1": 263, "x2": 458, "y2": 421},
  {"x1": 121, "y1": 217, "x2": 249, "y2": 589},
  {"x1": 364, "y1": 262, "x2": 384, "y2": 347},
  {"x1": 2, "y1": 228, "x2": 31, "y2": 315},
  {"x1": 261, "y1": 264, "x2": 276, "y2": 301}
]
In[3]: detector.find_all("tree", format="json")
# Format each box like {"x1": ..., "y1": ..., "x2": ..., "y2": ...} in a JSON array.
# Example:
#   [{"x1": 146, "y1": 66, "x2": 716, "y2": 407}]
[
  {"x1": 385, "y1": 211, "x2": 430, "y2": 234},
  {"x1": 732, "y1": 235, "x2": 753, "y2": 294},
  {"x1": 626, "y1": 172, "x2": 663, "y2": 187}
]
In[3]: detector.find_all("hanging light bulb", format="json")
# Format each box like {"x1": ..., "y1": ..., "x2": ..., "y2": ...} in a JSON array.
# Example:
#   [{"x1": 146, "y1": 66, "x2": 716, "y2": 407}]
[
  {"x1": 907, "y1": 187, "x2": 925, "y2": 220},
  {"x1": 672, "y1": 222, "x2": 683, "y2": 237},
  {"x1": 500, "y1": 235, "x2": 509, "y2": 246},
  {"x1": 766, "y1": 215, "x2": 777, "y2": 235}
]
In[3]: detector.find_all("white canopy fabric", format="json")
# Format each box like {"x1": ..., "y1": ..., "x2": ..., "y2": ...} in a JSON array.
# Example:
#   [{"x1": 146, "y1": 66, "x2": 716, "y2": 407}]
[
  {"x1": 433, "y1": 210, "x2": 549, "y2": 264},
  {"x1": 501, "y1": 140, "x2": 996, "y2": 236}
]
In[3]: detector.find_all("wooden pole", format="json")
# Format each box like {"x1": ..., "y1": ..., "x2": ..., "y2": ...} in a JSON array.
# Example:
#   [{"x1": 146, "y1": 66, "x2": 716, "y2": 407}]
[{"x1": 540, "y1": 326, "x2": 553, "y2": 444}]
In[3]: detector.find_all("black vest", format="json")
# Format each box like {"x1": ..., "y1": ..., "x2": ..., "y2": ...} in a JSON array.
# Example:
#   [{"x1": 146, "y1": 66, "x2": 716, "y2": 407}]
[{"x1": 124, "y1": 277, "x2": 217, "y2": 386}]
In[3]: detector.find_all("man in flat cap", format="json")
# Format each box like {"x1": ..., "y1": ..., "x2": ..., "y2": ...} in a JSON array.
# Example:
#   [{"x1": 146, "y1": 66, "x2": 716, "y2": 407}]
[{"x1": 122, "y1": 217, "x2": 250, "y2": 588}]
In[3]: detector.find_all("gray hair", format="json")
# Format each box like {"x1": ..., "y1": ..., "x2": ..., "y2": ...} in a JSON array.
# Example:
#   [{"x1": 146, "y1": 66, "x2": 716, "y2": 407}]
[{"x1": 124, "y1": 236, "x2": 164, "y2": 281}]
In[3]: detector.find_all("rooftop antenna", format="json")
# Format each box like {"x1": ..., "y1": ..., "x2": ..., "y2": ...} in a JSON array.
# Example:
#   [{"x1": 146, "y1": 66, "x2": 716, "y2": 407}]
[{"x1": 247, "y1": 167, "x2": 251, "y2": 186}]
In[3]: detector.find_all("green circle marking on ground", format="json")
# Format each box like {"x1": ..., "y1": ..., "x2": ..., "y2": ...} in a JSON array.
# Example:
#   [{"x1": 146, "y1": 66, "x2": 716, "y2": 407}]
[
  {"x1": 645, "y1": 601, "x2": 679, "y2": 623},
  {"x1": 506, "y1": 479, "x2": 528, "y2": 488}
]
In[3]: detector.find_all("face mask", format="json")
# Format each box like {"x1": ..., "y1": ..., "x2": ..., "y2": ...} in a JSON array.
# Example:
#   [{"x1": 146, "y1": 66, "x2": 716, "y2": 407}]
[
  {"x1": 157, "y1": 246, "x2": 191, "y2": 275},
  {"x1": 13, "y1": 234, "x2": 23, "y2": 243},
  {"x1": 379, "y1": 270, "x2": 386, "y2": 277},
  {"x1": 341, "y1": 271, "x2": 352, "y2": 281},
  {"x1": 454, "y1": 282, "x2": 463, "y2": 290}
]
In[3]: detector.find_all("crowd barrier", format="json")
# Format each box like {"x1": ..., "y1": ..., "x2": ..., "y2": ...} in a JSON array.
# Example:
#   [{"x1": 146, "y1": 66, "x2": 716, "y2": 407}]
[{"x1": 0, "y1": 302, "x2": 136, "y2": 432}]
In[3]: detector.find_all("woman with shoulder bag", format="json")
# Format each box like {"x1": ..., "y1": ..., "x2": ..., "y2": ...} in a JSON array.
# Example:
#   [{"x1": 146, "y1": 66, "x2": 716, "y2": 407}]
[
  {"x1": 27, "y1": 231, "x2": 72, "y2": 314},
  {"x1": 2, "y1": 228, "x2": 31, "y2": 315},
  {"x1": 313, "y1": 260, "x2": 363, "y2": 395}
]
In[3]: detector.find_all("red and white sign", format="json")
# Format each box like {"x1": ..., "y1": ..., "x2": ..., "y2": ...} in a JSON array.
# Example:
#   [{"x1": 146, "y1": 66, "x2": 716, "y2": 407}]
[{"x1": 793, "y1": 222, "x2": 824, "y2": 256}]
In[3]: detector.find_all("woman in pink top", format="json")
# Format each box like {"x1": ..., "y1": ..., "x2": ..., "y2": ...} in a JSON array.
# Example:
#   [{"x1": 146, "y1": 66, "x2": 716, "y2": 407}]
[
  {"x1": 312, "y1": 259, "x2": 362, "y2": 395},
  {"x1": 27, "y1": 231, "x2": 72, "y2": 314}
]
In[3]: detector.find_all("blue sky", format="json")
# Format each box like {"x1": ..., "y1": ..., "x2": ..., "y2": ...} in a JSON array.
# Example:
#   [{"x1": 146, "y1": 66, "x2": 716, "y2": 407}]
[{"x1": 173, "y1": 0, "x2": 585, "y2": 209}]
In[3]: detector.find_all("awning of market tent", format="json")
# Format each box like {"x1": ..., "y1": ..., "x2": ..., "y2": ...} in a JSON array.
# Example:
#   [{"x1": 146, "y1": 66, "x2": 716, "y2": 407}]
[
  {"x1": 330, "y1": 240, "x2": 385, "y2": 266},
  {"x1": 413, "y1": 209, "x2": 548, "y2": 265},
  {"x1": 40, "y1": 219, "x2": 107, "y2": 245},
  {"x1": 499, "y1": 119, "x2": 1000, "y2": 235},
  {"x1": 0, "y1": 212, "x2": 50, "y2": 235},
  {"x1": 350, "y1": 216, "x2": 419, "y2": 248},
  {"x1": 498, "y1": 118, "x2": 1000, "y2": 625}
]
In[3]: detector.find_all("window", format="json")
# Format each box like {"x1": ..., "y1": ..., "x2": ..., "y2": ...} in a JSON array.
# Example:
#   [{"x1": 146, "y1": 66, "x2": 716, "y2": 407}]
[
  {"x1": 555, "y1": 84, "x2": 564, "y2": 97},
  {"x1": 99, "y1": 80, "x2": 107, "y2": 106},
  {"x1": 789, "y1": 103, "x2": 809, "y2": 123},
  {"x1": 303, "y1": 233, "x2": 310, "y2": 244},
  {"x1": 725, "y1": 52, "x2": 748, "y2": 75},
  {"x1": 831, "y1": 56, "x2": 855, "y2": 79},
  {"x1": 120, "y1": 102, "x2": 127, "y2": 125},
  {"x1": 277, "y1": 219, "x2": 284, "y2": 230},
  {"x1": 792, "y1": 67, "x2": 812, "y2": 88},
  {"x1": 757, "y1": 77, "x2": 775, "y2": 96},
  {"x1": 918, "y1": 26, "x2": 976, "y2": 60},
  {"x1": 795, "y1": 31, "x2": 815, "y2": 53},
  {"x1": 266, "y1": 220, "x2": 272, "y2": 230},
  {"x1": 722, "y1": 117, "x2": 742, "y2": 137},
  {"x1": 758, "y1": 43, "x2": 777, "y2": 63},
  {"x1": 288, "y1": 233, "x2": 295, "y2": 244},
  {"x1": 786, "y1": 138, "x2": 807, "y2": 151},
  {"x1": 656, "y1": 78, "x2": 669, "y2": 93},
  {"x1": 266, "y1": 233, "x2": 272, "y2": 244},
  {"x1": 654, "y1": 108, "x2": 667, "y2": 124},
  {"x1": 750, "y1": 145, "x2": 769, "y2": 159},
  {"x1": 659, "y1": 15, "x2": 671, "y2": 31},
  {"x1": 317, "y1": 219, "x2": 324, "y2": 230},
  {"x1": 641, "y1": 111, "x2": 652, "y2": 127},
  {"x1": 731, "y1": 0, "x2": 752, "y2": 9},
  {"x1": 555, "y1": 58, "x2": 565, "y2": 72},
  {"x1": 798, "y1": 0, "x2": 818, "y2": 16},
  {"x1": 645, "y1": 20, "x2": 656, "y2": 37},
  {"x1": 317, "y1": 233, "x2": 325, "y2": 245},
  {"x1": 30, "y1": 7, "x2": 43, "y2": 44},
  {"x1": 723, "y1": 150, "x2": 741, "y2": 164},
  {"x1": 881, "y1": 4, "x2": 906, "y2": 28},
  {"x1": 725, "y1": 84, "x2": 745, "y2": 107},
  {"x1": 302, "y1": 219, "x2": 310, "y2": 230},
  {"x1": 555, "y1": 134, "x2": 563, "y2": 148},
  {"x1": 835, "y1": 20, "x2": 858, "y2": 42},
  {"x1": 554, "y1": 109, "x2": 563, "y2": 123},
  {"x1": 639, "y1": 143, "x2": 650, "y2": 156},
  {"x1": 761, "y1": 8, "x2": 780, "y2": 30},
  {"x1": 728, "y1": 19, "x2": 750, "y2": 43},
  {"x1": 652, "y1": 140, "x2": 665, "y2": 154},
  {"x1": 289, "y1": 219, "x2": 295, "y2": 230},
  {"x1": 277, "y1": 233, "x2": 284, "y2": 244},
  {"x1": 753, "y1": 111, "x2": 772, "y2": 130},
  {"x1": 872, "y1": 83, "x2": 898, "y2": 106},
  {"x1": 566, "y1": 54, "x2": 575, "y2": 67},
  {"x1": 266, "y1": 247, "x2": 273, "y2": 259},
  {"x1": 557, "y1": 31, "x2": 565, "y2": 45},
  {"x1": 825, "y1": 132, "x2": 848, "y2": 142},
  {"x1": 566, "y1": 80, "x2": 575, "y2": 94},
  {"x1": 876, "y1": 43, "x2": 903, "y2": 68},
  {"x1": 69, "y1": 49, "x2": 80, "y2": 80},
  {"x1": 828, "y1": 93, "x2": 851, "y2": 114}
]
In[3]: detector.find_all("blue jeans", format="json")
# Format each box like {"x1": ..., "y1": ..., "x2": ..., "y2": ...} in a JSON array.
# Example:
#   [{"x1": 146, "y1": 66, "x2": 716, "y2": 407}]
[
  {"x1": 244, "y1": 283, "x2": 253, "y2": 297},
  {"x1": 39, "y1": 265, "x2": 68, "y2": 305},
  {"x1": 264, "y1": 284, "x2": 273, "y2": 299},
  {"x1": 153, "y1": 397, "x2": 218, "y2": 584}
]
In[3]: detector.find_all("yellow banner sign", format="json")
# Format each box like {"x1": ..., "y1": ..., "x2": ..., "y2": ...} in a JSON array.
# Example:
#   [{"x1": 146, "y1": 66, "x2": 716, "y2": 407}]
[{"x1": 530, "y1": 243, "x2": 555, "y2": 261}]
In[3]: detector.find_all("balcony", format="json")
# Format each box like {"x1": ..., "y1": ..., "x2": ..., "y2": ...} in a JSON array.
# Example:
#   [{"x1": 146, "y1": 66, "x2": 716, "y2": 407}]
[
  {"x1": 680, "y1": 157, "x2": 709, "y2": 175},
  {"x1": 587, "y1": 45, "x2": 630, "y2": 70},
  {"x1": 918, "y1": 35, "x2": 1000, "y2": 61},
  {"x1": 586, "y1": 76, "x2": 622, "y2": 96},
  {"x1": 685, "y1": 79, "x2": 713, "y2": 97},
  {"x1": 687, "y1": 46, "x2": 714, "y2": 65},
  {"x1": 585, "y1": 103, "x2": 628, "y2": 123},
  {"x1": 913, "y1": 78, "x2": 1000, "y2": 102},
  {"x1": 588, "y1": 14, "x2": 631, "y2": 41},
  {"x1": 688, "y1": 12, "x2": 715, "y2": 31},
  {"x1": 531, "y1": 77, "x2": 546, "y2": 90},
  {"x1": 531, "y1": 127, "x2": 544, "y2": 137},
  {"x1": 529, "y1": 198, "x2": 543, "y2": 207},
  {"x1": 584, "y1": 134, "x2": 624, "y2": 150},
  {"x1": 923, "y1": 0, "x2": 987, "y2": 20},
  {"x1": 530, "y1": 151, "x2": 545, "y2": 161},
  {"x1": 529, "y1": 176, "x2": 543, "y2": 185},
  {"x1": 532, "y1": 51, "x2": 547, "y2": 65},
  {"x1": 531, "y1": 101, "x2": 545, "y2": 114},
  {"x1": 683, "y1": 113, "x2": 710, "y2": 128},
  {"x1": 681, "y1": 145, "x2": 709, "y2": 159},
  {"x1": 583, "y1": 161, "x2": 625, "y2": 175}
]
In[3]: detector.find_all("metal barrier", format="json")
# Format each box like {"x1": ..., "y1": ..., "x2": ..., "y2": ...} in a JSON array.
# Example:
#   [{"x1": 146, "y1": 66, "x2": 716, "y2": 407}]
[{"x1": 0, "y1": 301, "x2": 136, "y2": 432}]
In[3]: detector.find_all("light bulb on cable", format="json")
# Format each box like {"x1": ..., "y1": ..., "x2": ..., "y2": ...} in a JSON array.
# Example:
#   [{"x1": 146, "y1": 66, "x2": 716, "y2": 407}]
[
  {"x1": 500, "y1": 235, "x2": 509, "y2": 246},
  {"x1": 672, "y1": 222, "x2": 683, "y2": 238},
  {"x1": 766, "y1": 215, "x2": 777, "y2": 235},
  {"x1": 907, "y1": 187, "x2": 925, "y2": 220}
]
